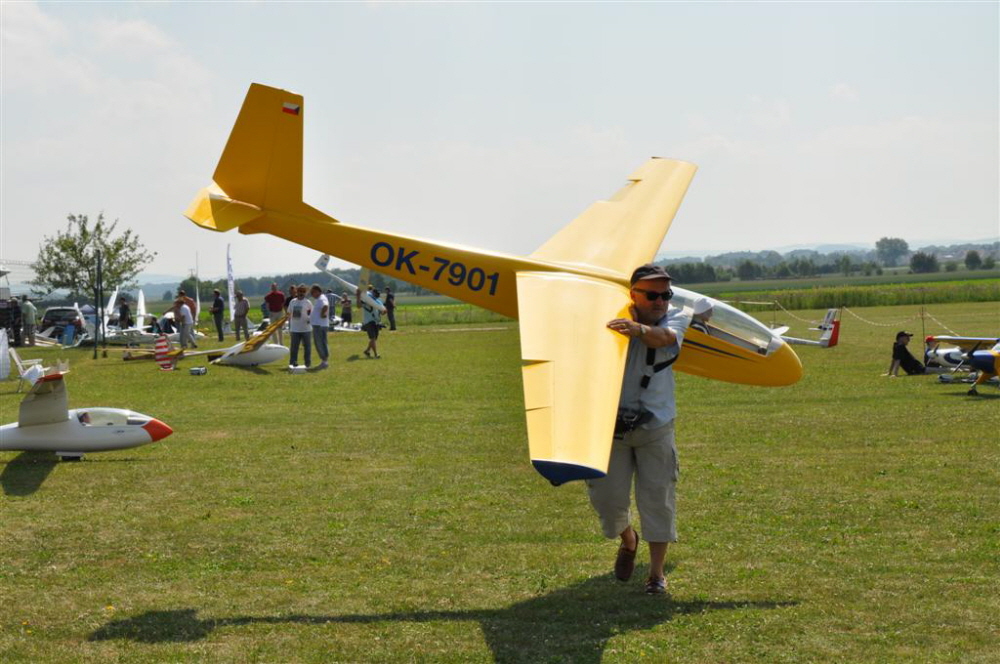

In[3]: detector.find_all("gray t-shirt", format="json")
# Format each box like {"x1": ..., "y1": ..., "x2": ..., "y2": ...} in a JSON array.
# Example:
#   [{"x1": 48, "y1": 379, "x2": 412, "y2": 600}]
[{"x1": 617, "y1": 306, "x2": 690, "y2": 428}]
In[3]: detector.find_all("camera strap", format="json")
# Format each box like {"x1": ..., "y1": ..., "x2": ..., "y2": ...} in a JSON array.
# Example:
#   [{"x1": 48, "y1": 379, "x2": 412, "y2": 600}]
[{"x1": 639, "y1": 346, "x2": 677, "y2": 389}]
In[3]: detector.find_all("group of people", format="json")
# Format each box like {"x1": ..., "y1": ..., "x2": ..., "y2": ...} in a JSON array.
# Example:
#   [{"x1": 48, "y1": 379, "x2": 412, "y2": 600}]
[
  {"x1": 262, "y1": 281, "x2": 395, "y2": 366},
  {"x1": 2, "y1": 295, "x2": 37, "y2": 347}
]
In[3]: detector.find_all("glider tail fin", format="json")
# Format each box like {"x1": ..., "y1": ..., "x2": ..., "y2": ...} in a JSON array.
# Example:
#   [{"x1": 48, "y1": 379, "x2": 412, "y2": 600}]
[
  {"x1": 185, "y1": 83, "x2": 306, "y2": 232},
  {"x1": 818, "y1": 308, "x2": 840, "y2": 348}
]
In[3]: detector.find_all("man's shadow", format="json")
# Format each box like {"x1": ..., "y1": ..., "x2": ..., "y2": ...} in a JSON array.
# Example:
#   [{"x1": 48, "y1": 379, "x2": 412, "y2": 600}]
[
  {"x1": 89, "y1": 572, "x2": 797, "y2": 663},
  {"x1": 1, "y1": 451, "x2": 58, "y2": 496}
]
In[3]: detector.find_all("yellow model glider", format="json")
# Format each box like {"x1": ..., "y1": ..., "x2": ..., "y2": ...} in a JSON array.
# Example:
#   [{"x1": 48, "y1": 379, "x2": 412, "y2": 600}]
[{"x1": 185, "y1": 83, "x2": 802, "y2": 485}]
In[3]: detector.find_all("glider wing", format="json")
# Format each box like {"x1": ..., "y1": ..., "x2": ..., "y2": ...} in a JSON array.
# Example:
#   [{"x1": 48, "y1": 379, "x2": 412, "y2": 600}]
[
  {"x1": 238, "y1": 313, "x2": 287, "y2": 353},
  {"x1": 530, "y1": 159, "x2": 697, "y2": 276},
  {"x1": 927, "y1": 336, "x2": 1000, "y2": 353},
  {"x1": 516, "y1": 271, "x2": 631, "y2": 485}
]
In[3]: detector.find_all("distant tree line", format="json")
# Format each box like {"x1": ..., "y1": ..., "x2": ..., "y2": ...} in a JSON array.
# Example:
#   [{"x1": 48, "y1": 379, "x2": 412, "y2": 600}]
[{"x1": 660, "y1": 237, "x2": 997, "y2": 284}]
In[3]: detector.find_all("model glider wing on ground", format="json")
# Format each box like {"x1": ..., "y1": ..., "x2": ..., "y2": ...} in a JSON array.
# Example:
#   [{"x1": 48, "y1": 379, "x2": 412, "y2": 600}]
[{"x1": 184, "y1": 83, "x2": 803, "y2": 484}]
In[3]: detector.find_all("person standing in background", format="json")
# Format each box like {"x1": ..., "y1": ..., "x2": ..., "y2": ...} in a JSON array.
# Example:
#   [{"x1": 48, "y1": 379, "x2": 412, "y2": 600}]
[
  {"x1": 309, "y1": 284, "x2": 330, "y2": 369},
  {"x1": 288, "y1": 285, "x2": 313, "y2": 368},
  {"x1": 210, "y1": 289, "x2": 225, "y2": 341},
  {"x1": 118, "y1": 296, "x2": 133, "y2": 330},
  {"x1": 340, "y1": 292, "x2": 353, "y2": 327},
  {"x1": 20, "y1": 296, "x2": 37, "y2": 346},
  {"x1": 384, "y1": 286, "x2": 397, "y2": 331},
  {"x1": 263, "y1": 282, "x2": 286, "y2": 344},
  {"x1": 233, "y1": 291, "x2": 250, "y2": 341}
]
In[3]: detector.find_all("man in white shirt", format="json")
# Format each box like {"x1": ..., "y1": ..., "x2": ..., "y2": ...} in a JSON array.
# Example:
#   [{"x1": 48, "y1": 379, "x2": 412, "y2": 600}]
[
  {"x1": 591, "y1": 264, "x2": 690, "y2": 595},
  {"x1": 309, "y1": 284, "x2": 330, "y2": 369},
  {"x1": 287, "y1": 285, "x2": 313, "y2": 368},
  {"x1": 174, "y1": 298, "x2": 197, "y2": 349}
]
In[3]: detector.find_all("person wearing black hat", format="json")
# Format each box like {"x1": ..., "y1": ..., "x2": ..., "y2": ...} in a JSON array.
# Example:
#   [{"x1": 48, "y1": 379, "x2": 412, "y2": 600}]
[
  {"x1": 886, "y1": 330, "x2": 925, "y2": 376},
  {"x1": 588, "y1": 263, "x2": 692, "y2": 595}
]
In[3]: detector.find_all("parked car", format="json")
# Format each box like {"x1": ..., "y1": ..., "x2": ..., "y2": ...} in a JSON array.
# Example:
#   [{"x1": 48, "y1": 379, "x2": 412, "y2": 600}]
[{"x1": 40, "y1": 307, "x2": 80, "y2": 332}]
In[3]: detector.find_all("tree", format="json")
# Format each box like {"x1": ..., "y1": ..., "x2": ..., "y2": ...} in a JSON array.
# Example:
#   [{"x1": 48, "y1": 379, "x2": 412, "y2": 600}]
[
  {"x1": 984, "y1": 255, "x2": 996, "y2": 270},
  {"x1": 964, "y1": 250, "x2": 982, "y2": 270},
  {"x1": 909, "y1": 251, "x2": 939, "y2": 274},
  {"x1": 30, "y1": 213, "x2": 156, "y2": 299},
  {"x1": 837, "y1": 255, "x2": 852, "y2": 277},
  {"x1": 876, "y1": 237, "x2": 909, "y2": 267},
  {"x1": 178, "y1": 276, "x2": 225, "y2": 302},
  {"x1": 736, "y1": 260, "x2": 762, "y2": 281}
]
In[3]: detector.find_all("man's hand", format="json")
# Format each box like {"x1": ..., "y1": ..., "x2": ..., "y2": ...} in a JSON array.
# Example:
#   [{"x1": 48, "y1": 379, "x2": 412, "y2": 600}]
[{"x1": 607, "y1": 318, "x2": 642, "y2": 338}]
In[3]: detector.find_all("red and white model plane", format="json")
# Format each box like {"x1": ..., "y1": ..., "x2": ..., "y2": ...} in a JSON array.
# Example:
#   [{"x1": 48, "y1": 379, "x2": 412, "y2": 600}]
[{"x1": 0, "y1": 371, "x2": 172, "y2": 461}]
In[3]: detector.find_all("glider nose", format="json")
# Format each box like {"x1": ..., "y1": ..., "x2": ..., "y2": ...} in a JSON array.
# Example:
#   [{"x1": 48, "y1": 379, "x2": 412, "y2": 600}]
[
  {"x1": 770, "y1": 341, "x2": 803, "y2": 386},
  {"x1": 142, "y1": 418, "x2": 174, "y2": 442}
]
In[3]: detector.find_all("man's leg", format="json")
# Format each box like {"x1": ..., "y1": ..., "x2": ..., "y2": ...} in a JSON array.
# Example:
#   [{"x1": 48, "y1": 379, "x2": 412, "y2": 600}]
[
  {"x1": 273, "y1": 313, "x2": 284, "y2": 345},
  {"x1": 290, "y1": 332, "x2": 301, "y2": 365},
  {"x1": 587, "y1": 437, "x2": 637, "y2": 579},
  {"x1": 633, "y1": 421, "x2": 678, "y2": 587}
]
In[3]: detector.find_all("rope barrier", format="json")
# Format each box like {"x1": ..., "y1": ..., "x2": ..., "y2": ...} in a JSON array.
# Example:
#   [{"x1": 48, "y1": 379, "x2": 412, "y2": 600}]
[
  {"x1": 841, "y1": 306, "x2": 919, "y2": 327},
  {"x1": 922, "y1": 311, "x2": 959, "y2": 336},
  {"x1": 772, "y1": 300, "x2": 823, "y2": 324}
]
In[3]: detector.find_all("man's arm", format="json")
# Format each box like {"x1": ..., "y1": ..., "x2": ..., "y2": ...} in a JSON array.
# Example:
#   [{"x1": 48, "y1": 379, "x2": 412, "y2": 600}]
[{"x1": 607, "y1": 315, "x2": 677, "y2": 348}]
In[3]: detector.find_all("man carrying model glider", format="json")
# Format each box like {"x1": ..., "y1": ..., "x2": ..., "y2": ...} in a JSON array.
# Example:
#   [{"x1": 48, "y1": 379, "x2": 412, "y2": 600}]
[{"x1": 590, "y1": 264, "x2": 690, "y2": 595}]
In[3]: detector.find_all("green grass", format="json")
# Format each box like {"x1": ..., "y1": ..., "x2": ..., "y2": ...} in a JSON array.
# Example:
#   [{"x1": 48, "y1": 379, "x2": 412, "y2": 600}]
[
  {"x1": 2, "y1": 302, "x2": 998, "y2": 663},
  {"x1": 684, "y1": 267, "x2": 1000, "y2": 294},
  {"x1": 694, "y1": 279, "x2": 1000, "y2": 311}
]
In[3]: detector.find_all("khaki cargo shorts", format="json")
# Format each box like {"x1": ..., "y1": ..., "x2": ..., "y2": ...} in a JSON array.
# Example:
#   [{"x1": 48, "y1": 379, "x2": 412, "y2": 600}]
[{"x1": 586, "y1": 420, "x2": 678, "y2": 543}]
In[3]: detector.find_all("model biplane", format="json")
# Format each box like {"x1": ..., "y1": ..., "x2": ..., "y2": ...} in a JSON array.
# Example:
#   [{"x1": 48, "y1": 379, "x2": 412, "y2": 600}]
[
  {"x1": 925, "y1": 335, "x2": 1000, "y2": 395},
  {"x1": 184, "y1": 83, "x2": 804, "y2": 485}
]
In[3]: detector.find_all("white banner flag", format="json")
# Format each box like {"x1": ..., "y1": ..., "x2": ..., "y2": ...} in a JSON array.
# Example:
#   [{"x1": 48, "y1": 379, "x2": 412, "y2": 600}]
[{"x1": 226, "y1": 244, "x2": 236, "y2": 323}]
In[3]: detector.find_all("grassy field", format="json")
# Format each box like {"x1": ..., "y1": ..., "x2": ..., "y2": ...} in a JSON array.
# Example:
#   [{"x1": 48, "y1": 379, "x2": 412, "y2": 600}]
[
  {"x1": 681, "y1": 267, "x2": 1000, "y2": 294},
  {"x1": 1, "y1": 301, "x2": 998, "y2": 663}
]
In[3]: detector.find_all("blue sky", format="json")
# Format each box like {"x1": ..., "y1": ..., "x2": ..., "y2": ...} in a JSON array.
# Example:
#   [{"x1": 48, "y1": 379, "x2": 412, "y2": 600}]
[{"x1": 2, "y1": 1, "x2": 997, "y2": 280}]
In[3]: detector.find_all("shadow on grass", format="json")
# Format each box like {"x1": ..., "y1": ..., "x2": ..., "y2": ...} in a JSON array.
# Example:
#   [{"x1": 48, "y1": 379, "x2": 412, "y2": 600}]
[
  {"x1": 1, "y1": 451, "x2": 58, "y2": 496},
  {"x1": 88, "y1": 573, "x2": 798, "y2": 662},
  {"x1": 941, "y1": 391, "x2": 1000, "y2": 399}
]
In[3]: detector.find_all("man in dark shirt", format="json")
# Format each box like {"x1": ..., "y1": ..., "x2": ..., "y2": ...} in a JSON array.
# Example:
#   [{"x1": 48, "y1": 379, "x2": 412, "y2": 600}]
[
  {"x1": 210, "y1": 289, "x2": 225, "y2": 341},
  {"x1": 263, "y1": 282, "x2": 287, "y2": 345},
  {"x1": 384, "y1": 286, "x2": 397, "y2": 330},
  {"x1": 118, "y1": 297, "x2": 133, "y2": 329},
  {"x1": 887, "y1": 331, "x2": 925, "y2": 376}
]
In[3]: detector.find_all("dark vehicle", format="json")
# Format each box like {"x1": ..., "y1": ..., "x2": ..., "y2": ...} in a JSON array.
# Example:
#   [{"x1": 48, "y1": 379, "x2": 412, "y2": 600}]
[{"x1": 41, "y1": 307, "x2": 80, "y2": 333}]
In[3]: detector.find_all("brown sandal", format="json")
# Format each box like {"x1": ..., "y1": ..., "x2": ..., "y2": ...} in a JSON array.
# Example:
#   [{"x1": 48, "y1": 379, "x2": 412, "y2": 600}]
[{"x1": 614, "y1": 528, "x2": 638, "y2": 581}]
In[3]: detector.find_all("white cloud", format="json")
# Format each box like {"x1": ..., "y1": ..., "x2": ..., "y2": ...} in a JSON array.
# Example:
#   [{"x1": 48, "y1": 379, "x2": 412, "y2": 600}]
[
  {"x1": 829, "y1": 83, "x2": 859, "y2": 102},
  {"x1": 2, "y1": 3, "x2": 217, "y2": 273},
  {"x1": 91, "y1": 17, "x2": 172, "y2": 54},
  {"x1": 744, "y1": 95, "x2": 792, "y2": 130}
]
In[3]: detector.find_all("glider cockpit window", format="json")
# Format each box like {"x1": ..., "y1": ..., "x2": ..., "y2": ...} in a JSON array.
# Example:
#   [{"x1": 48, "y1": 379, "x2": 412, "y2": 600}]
[
  {"x1": 672, "y1": 287, "x2": 778, "y2": 355},
  {"x1": 77, "y1": 409, "x2": 130, "y2": 427}
]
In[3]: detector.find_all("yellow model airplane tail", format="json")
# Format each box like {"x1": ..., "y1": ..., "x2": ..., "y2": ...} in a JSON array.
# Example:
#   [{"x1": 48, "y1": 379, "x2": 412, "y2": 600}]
[{"x1": 185, "y1": 83, "x2": 801, "y2": 485}]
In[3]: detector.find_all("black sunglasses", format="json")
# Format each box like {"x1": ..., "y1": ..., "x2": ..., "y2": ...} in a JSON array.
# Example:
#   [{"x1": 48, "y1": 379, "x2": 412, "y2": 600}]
[{"x1": 631, "y1": 287, "x2": 673, "y2": 302}]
